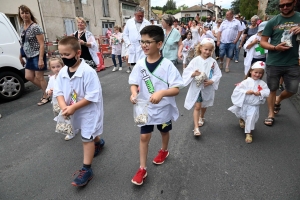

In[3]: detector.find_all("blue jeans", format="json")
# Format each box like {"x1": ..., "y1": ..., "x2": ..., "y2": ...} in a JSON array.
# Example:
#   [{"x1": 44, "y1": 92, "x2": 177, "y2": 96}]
[
  {"x1": 234, "y1": 40, "x2": 241, "y2": 61},
  {"x1": 219, "y1": 43, "x2": 235, "y2": 59},
  {"x1": 112, "y1": 54, "x2": 122, "y2": 67}
]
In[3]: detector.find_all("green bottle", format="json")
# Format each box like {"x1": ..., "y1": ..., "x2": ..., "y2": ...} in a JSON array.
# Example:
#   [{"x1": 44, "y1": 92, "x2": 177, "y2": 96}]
[{"x1": 141, "y1": 69, "x2": 155, "y2": 94}]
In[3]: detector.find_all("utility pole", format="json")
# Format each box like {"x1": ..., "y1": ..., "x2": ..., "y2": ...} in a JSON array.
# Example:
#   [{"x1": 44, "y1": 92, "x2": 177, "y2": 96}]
[
  {"x1": 213, "y1": 0, "x2": 216, "y2": 18},
  {"x1": 200, "y1": 0, "x2": 203, "y2": 22}
]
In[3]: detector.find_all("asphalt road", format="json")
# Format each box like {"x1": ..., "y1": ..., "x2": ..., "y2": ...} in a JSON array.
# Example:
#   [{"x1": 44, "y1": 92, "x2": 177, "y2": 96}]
[{"x1": 1, "y1": 60, "x2": 300, "y2": 200}]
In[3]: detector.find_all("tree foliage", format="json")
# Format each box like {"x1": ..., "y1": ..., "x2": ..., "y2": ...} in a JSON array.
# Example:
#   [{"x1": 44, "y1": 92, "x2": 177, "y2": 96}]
[
  {"x1": 265, "y1": 0, "x2": 280, "y2": 15},
  {"x1": 231, "y1": 0, "x2": 240, "y2": 14},
  {"x1": 162, "y1": 0, "x2": 177, "y2": 12},
  {"x1": 151, "y1": 6, "x2": 163, "y2": 10},
  {"x1": 239, "y1": 0, "x2": 258, "y2": 19}
]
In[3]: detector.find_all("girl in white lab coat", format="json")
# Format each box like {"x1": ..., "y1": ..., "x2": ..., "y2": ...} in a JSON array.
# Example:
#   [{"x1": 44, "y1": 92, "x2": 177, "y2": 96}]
[
  {"x1": 182, "y1": 38, "x2": 222, "y2": 136},
  {"x1": 228, "y1": 61, "x2": 270, "y2": 143}
]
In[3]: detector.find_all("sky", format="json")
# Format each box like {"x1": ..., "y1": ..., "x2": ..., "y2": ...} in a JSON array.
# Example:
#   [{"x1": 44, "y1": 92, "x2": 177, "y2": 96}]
[{"x1": 151, "y1": 0, "x2": 231, "y2": 9}]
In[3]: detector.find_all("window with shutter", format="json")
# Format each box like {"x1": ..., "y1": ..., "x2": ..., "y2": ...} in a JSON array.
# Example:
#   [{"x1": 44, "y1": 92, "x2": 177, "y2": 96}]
[
  {"x1": 103, "y1": 0, "x2": 110, "y2": 17},
  {"x1": 64, "y1": 19, "x2": 76, "y2": 35}
]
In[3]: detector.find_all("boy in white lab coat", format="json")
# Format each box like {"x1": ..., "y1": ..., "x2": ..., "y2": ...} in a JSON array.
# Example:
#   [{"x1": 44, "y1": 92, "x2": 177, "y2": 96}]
[
  {"x1": 54, "y1": 36, "x2": 105, "y2": 187},
  {"x1": 129, "y1": 25, "x2": 184, "y2": 186}
]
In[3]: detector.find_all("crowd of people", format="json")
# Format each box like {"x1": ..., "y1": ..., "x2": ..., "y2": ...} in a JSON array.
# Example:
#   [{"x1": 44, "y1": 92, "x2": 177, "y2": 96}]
[{"x1": 18, "y1": 0, "x2": 300, "y2": 189}]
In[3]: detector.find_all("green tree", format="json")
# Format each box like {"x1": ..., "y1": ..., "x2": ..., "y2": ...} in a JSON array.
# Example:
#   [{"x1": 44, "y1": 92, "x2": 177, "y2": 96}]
[
  {"x1": 265, "y1": 0, "x2": 280, "y2": 15},
  {"x1": 231, "y1": 0, "x2": 240, "y2": 14},
  {"x1": 151, "y1": 6, "x2": 163, "y2": 10},
  {"x1": 239, "y1": 0, "x2": 258, "y2": 19},
  {"x1": 162, "y1": 0, "x2": 176, "y2": 12},
  {"x1": 178, "y1": 4, "x2": 188, "y2": 10}
]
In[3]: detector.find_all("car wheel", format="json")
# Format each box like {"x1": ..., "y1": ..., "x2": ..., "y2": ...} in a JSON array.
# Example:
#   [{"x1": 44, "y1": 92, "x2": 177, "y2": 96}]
[{"x1": 0, "y1": 71, "x2": 25, "y2": 101}]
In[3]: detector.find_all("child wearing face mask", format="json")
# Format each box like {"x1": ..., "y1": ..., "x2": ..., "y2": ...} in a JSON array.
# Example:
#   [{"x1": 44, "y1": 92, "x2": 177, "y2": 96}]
[{"x1": 54, "y1": 36, "x2": 105, "y2": 187}]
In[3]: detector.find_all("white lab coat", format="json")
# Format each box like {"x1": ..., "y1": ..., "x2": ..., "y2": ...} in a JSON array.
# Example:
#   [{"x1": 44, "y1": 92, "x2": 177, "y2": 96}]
[
  {"x1": 128, "y1": 57, "x2": 184, "y2": 125},
  {"x1": 53, "y1": 59, "x2": 103, "y2": 139},
  {"x1": 228, "y1": 77, "x2": 270, "y2": 133},
  {"x1": 182, "y1": 56, "x2": 222, "y2": 110},
  {"x1": 123, "y1": 18, "x2": 151, "y2": 63}
]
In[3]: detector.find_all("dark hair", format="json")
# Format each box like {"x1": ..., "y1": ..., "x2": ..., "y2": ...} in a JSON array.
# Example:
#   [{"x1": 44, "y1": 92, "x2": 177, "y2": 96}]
[
  {"x1": 140, "y1": 25, "x2": 164, "y2": 42},
  {"x1": 18, "y1": 5, "x2": 38, "y2": 24},
  {"x1": 183, "y1": 30, "x2": 192, "y2": 40},
  {"x1": 58, "y1": 36, "x2": 81, "y2": 52}
]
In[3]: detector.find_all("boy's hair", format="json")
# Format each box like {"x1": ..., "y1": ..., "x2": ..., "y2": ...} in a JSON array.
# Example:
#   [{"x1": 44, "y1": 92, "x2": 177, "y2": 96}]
[
  {"x1": 48, "y1": 57, "x2": 64, "y2": 69},
  {"x1": 245, "y1": 66, "x2": 265, "y2": 80},
  {"x1": 195, "y1": 42, "x2": 215, "y2": 57},
  {"x1": 140, "y1": 25, "x2": 164, "y2": 42},
  {"x1": 58, "y1": 36, "x2": 81, "y2": 52}
]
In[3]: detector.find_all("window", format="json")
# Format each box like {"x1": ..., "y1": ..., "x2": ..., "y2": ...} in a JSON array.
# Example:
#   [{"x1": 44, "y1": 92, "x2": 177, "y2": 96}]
[
  {"x1": 6, "y1": 15, "x2": 19, "y2": 33},
  {"x1": 81, "y1": 0, "x2": 87, "y2": 4},
  {"x1": 103, "y1": 0, "x2": 110, "y2": 17},
  {"x1": 102, "y1": 22, "x2": 114, "y2": 35},
  {"x1": 122, "y1": 4, "x2": 135, "y2": 11},
  {"x1": 64, "y1": 19, "x2": 76, "y2": 35}
]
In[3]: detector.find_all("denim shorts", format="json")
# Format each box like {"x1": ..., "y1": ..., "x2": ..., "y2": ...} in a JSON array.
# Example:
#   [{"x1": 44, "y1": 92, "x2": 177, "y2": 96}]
[
  {"x1": 140, "y1": 120, "x2": 172, "y2": 134},
  {"x1": 219, "y1": 43, "x2": 235, "y2": 59},
  {"x1": 25, "y1": 54, "x2": 47, "y2": 71},
  {"x1": 266, "y1": 65, "x2": 300, "y2": 93},
  {"x1": 196, "y1": 91, "x2": 203, "y2": 103}
]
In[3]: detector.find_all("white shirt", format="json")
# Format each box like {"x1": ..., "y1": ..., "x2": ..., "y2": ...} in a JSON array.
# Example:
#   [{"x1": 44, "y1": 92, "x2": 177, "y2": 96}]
[
  {"x1": 128, "y1": 57, "x2": 184, "y2": 125},
  {"x1": 53, "y1": 59, "x2": 104, "y2": 138},
  {"x1": 182, "y1": 56, "x2": 222, "y2": 110},
  {"x1": 219, "y1": 19, "x2": 244, "y2": 43}
]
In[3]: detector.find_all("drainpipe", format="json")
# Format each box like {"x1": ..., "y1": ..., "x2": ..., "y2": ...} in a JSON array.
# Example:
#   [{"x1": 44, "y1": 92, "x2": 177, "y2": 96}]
[{"x1": 37, "y1": 0, "x2": 48, "y2": 41}]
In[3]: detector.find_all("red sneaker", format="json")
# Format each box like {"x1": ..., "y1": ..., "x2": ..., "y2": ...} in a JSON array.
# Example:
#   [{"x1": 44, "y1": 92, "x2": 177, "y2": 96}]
[
  {"x1": 131, "y1": 168, "x2": 147, "y2": 185},
  {"x1": 153, "y1": 149, "x2": 169, "y2": 165}
]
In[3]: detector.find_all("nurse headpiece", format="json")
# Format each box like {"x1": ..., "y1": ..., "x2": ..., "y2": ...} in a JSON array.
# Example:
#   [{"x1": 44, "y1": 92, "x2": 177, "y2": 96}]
[
  {"x1": 251, "y1": 61, "x2": 266, "y2": 70},
  {"x1": 200, "y1": 38, "x2": 215, "y2": 47}
]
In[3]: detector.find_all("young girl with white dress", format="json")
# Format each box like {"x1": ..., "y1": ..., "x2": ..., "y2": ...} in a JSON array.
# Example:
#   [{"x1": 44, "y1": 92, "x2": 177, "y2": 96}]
[
  {"x1": 181, "y1": 31, "x2": 194, "y2": 70},
  {"x1": 228, "y1": 61, "x2": 270, "y2": 143},
  {"x1": 110, "y1": 25, "x2": 123, "y2": 72},
  {"x1": 182, "y1": 38, "x2": 222, "y2": 136}
]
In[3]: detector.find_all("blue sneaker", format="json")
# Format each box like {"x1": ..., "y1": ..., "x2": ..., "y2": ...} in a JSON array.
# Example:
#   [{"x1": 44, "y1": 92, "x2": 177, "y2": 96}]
[
  {"x1": 71, "y1": 167, "x2": 93, "y2": 187},
  {"x1": 94, "y1": 139, "x2": 105, "y2": 157}
]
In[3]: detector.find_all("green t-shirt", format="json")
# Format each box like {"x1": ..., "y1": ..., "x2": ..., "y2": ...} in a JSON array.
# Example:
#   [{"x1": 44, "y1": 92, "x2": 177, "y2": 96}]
[{"x1": 262, "y1": 12, "x2": 300, "y2": 66}]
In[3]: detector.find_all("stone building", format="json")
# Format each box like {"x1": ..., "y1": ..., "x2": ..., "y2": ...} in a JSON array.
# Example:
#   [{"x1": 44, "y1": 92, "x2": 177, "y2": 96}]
[{"x1": 139, "y1": 0, "x2": 151, "y2": 20}]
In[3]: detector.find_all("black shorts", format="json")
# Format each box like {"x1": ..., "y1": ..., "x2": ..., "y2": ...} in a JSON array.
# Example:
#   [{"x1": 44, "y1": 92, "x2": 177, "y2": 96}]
[
  {"x1": 266, "y1": 65, "x2": 300, "y2": 93},
  {"x1": 140, "y1": 120, "x2": 172, "y2": 134}
]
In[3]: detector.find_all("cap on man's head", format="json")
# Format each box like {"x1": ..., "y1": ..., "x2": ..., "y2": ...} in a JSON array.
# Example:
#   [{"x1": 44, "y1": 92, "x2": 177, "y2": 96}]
[
  {"x1": 150, "y1": 18, "x2": 154, "y2": 21},
  {"x1": 257, "y1": 21, "x2": 268, "y2": 32}
]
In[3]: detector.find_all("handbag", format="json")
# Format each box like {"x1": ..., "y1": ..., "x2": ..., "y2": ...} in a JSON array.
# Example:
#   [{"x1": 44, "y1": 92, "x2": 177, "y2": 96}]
[{"x1": 20, "y1": 23, "x2": 33, "y2": 57}]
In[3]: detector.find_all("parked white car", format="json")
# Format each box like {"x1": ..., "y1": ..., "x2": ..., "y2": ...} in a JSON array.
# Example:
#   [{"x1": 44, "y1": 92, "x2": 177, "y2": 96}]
[{"x1": 0, "y1": 12, "x2": 26, "y2": 101}]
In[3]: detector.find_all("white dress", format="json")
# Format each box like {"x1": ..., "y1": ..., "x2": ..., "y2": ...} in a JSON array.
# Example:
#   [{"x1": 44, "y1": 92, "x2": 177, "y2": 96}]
[
  {"x1": 182, "y1": 56, "x2": 222, "y2": 110},
  {"x1": 110, "y1": 32, "x2": 122, "y2": 55},
  {"x1": 182, "y1": 38, "x2": 195, "y2": 64},
  {"x1": 190, "y1": 26, "x2": 201, "y2": 45},
  {"x1": 128, "y1": 57, "x2": 184, "y2": 125},
  {"x1": 228, "y1": 77, "x2": 270, "y2": 133}
]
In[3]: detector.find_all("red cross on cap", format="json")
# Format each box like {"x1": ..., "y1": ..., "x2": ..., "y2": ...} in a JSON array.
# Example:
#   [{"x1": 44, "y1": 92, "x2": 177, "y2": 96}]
[{"x1": 260, "y1": 62, "x2": 264, "y2": 66}]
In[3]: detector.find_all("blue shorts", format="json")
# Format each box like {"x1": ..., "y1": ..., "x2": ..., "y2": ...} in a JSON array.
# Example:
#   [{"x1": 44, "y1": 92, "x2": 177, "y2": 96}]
[
  {"x1": 196, "y1": 91, "x2": 203, "y2": 103},
  {"x1": 266, "y1": 65, "x2": 300, "y2": 93},
  {"x1": 140, "y1": 120, "x2": 172, "y2": 134},
  {"x1": 25, "y1": 54, "x2": 47, "y2": 71},
  {"x1": 219, "y1": 43, "x2": 235, "y2": 59}
]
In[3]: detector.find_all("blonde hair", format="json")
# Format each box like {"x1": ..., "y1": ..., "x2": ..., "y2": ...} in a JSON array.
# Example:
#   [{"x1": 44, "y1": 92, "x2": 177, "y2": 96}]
[
  {"x1": 195, "y1": 42, "x2": 215, "y2": 57},
  {"x1": 76, "y1": 17, "x2": 87, "y2": 25},
  {"x1": 48, "y1": 57, "x2": 64, "y2": 69},
  {"x1": 114, "y1": 25, "x2": 122, "y2": 33}
]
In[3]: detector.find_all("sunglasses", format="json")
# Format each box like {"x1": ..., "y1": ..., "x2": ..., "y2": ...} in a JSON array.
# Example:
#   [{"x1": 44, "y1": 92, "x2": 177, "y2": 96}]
[{"x1": 278, "y1": 1, "x2": 294, "y2": 8}]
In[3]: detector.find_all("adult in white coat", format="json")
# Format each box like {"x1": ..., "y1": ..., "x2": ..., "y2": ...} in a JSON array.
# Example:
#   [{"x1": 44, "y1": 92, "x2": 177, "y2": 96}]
[{"x1": 123, "y1": 6, "x2": 151, "y2": 73}]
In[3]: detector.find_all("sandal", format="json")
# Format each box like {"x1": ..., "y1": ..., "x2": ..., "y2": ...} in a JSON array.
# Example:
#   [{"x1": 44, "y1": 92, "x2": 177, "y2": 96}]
[
  {"x1": 37, "y1": 97, "x2": 50, "y2": 106},
  {"x1": 193, "y1": 128, "x2": 201, "y2": 136},
  {"x1": 274, "y1": 103, "x2": 281, "y2": 114},
  {"x1": 239, "y1": 119, "x2": 245, "y2": 129},
  {"x1": 198, "y1": 118, "x2": 205, "y2": 127},
  {"x1": 245, "y1": 134, "x2": 252, "y2": 144},
  {"x1": 264, "y1": 117, "x2": 275, "y2": 126}
]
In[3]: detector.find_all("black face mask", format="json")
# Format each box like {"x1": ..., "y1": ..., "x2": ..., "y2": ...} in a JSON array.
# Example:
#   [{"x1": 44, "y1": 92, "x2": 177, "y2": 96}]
[{"x1": 62, "y1": 55, "x2": 78, "y2": 67}]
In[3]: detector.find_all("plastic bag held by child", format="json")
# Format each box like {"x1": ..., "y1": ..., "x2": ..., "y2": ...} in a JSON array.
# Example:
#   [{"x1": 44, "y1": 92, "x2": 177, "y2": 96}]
[
  {"x1": 133, "y1": 99, "x2": 149, "y2": 125},
  {"x1": 55, "y1": 111, "x2": 74, "y2": 135},
  {"x1": 281, "y1": 30, "x2": 293, "y2": 47},
  {"x1": 195, "y1": 72, "x2": 207, "y2": 87}
]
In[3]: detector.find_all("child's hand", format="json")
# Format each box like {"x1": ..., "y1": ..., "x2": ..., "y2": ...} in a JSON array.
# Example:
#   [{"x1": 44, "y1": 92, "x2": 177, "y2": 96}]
[
  {"x1": 204, "y1": 79, "x2": 214, "y2": 87},
  {"x1": 246, "y1": 90, "x2": 254, "y2": 95},
  {"x1": 47, "y1": 89, "x2": 53, "y2": 97},
  {"x1": 192, "y1": 70, "x2": 201, "y2": 77},
  {"x1": 254, "y1": 91, "x2": 261, "y2": 96},
  {"x1": 130, "y1": 93, "x2": 137, "y2": 104},
  {"x1": 150, "y1": 91, "x2": 164, "y2": 104},
  {"x1": 62, "y1": 106, "x2": 76, "y2": 118}
]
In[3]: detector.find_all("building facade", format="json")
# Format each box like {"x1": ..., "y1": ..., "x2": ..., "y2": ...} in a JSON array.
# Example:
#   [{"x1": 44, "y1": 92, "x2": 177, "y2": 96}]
[{"x1": 173, "y1": 5, "x2": 214, "y2": 23}]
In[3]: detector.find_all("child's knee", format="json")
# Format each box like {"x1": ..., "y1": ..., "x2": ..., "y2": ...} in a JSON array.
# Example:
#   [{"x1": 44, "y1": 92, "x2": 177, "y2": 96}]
[
  {"x1": 194, "y1": 103, "x2": 201, "y2": 110},
  {"x1": 140, "y1": 133, "x2": 151, "y2": 143}
]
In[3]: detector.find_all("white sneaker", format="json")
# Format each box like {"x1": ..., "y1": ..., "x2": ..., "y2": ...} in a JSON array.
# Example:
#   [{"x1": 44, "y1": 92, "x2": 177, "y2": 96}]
[
  {"x1": 235, "y1": 60, "x2": 238, "y2": 63},
  {"x1": 112, "y1": 67, "x2": 118, "y2": 72},
  {"x1": 126, "y1": 68, "x2": 131, "y2": 73},
  {"x1": 119, "y1": 67, "x2": 122, "y2": 71},
  {"x1": 65, "y1": 134, "x2": 75, "y2": 141}
]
